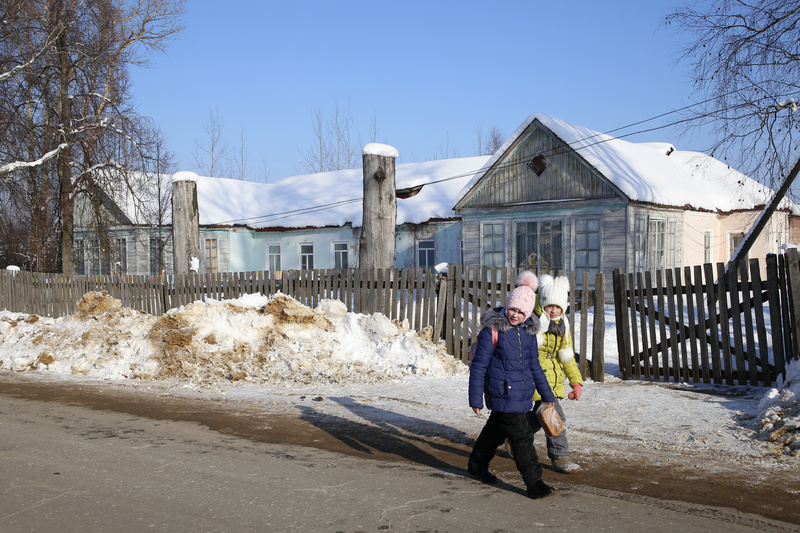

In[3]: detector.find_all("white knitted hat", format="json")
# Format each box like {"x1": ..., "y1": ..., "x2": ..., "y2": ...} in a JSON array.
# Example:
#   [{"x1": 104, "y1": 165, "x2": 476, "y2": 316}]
[{"x1": 539, "y1": 274, "x2": 569, "y2": 312}]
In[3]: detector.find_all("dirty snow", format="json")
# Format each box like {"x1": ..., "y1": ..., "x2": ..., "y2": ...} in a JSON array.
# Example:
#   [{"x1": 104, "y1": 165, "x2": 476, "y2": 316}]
[{"x1": 0, "y1": 291, "x2": 798, "y2": 478}]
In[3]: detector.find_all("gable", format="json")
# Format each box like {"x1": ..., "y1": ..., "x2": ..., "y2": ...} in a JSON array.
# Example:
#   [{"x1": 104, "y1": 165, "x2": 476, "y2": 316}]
[{"x1": 455, "y1": 120, "x2": 624, "y2": 211}]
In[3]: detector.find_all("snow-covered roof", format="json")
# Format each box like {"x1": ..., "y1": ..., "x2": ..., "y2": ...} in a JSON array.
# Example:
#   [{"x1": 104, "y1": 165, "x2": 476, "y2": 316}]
[
  {"x1": 196, "y1": 156, "x2": 490, "y2": 229},
  {"x1": 455, "y1": 114, "x2": 800, "y2": 214}
]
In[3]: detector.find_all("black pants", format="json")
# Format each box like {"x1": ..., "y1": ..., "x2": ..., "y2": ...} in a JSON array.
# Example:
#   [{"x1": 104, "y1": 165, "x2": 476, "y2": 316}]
[{"x1": 469, "y1": 411, "x2": 543, "y2": 488}]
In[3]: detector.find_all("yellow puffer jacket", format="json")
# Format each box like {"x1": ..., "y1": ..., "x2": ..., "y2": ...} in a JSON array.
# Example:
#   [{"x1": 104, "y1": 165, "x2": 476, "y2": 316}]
[{"x1": 532, "y1": 314, "x2": 583, "y2": 400}]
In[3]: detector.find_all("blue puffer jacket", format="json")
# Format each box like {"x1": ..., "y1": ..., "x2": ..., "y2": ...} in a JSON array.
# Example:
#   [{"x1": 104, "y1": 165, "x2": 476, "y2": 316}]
[{"x1": 469, "y1": 307, "x2": 555, "y2": 412}]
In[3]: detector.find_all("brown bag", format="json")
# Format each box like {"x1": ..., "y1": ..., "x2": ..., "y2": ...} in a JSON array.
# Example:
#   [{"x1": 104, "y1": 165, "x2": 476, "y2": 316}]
[{"x1": 535, "y1": 402, "x2": 564, "y2": 437}]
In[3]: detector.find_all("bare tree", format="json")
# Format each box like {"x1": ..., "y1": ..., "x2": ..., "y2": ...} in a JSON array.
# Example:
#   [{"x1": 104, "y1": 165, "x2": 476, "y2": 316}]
[
  {"x1": 666, "y1": 1, "x2": 800, "y2": 192},
  {"x1": 430, "y1": 132, "x2": 458, "y2": 160},
  {"x1": 297, "y1": 99, "x2": 360, "y2": 174},
  {"x1": 192, "y1": 109, "x2": 231, "y2": 177},
  {"x1": 299, "y1": 108, "x2": 327, "y2": 173},
  {"x1": 233, "y1": 129, "x2": 248, "y2": 180},
  {"x1": 138, "y1": 126, "x2": 175, "y2": 274},
  {"x1": 0, "y1": 0, "x2": 186, "y2": 274},
  {"x1": 485, "y1": 126, "x2": 505, "y2": 155}
]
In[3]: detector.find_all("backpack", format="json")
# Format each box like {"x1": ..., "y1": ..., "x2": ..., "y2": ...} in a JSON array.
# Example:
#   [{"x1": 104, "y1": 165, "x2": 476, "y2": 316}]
[{"x1": 468, "y1": 328, "x2": 498, "y2": 369}]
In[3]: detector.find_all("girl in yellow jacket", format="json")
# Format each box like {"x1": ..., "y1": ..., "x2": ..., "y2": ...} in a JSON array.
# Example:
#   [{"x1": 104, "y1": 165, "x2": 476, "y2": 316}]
[{"x1": 529, "y1": 274, "x2": 584, "y2": 474}]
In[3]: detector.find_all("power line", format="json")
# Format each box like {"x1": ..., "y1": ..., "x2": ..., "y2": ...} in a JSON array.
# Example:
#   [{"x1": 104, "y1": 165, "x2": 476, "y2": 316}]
[{"x1": 207, "y1": 89, "x2": 792, "y2": 226}]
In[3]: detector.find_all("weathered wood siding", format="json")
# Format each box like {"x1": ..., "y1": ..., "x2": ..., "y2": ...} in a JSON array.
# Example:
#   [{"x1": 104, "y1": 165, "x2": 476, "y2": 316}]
[{"x1": 457, "y1": 122, "x2": 620, "y2": 209}]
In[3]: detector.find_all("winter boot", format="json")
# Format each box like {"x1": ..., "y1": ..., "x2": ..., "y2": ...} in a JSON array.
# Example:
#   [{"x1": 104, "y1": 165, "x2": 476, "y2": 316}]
[
  {"x1": 551, "y1": 457, "x2": 581, "y2": 474},
  {"x1": 526, "y1": 479, "x2": 556, "y2": 499},
  {"x1": 467, "y1": 460, "x2": 498, "y2": 484}
]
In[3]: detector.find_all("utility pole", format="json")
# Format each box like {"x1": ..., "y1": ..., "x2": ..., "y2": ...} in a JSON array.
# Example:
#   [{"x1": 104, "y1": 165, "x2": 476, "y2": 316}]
[{"x1": 729, "y1": 155, "x2": 800, "y2": 271}]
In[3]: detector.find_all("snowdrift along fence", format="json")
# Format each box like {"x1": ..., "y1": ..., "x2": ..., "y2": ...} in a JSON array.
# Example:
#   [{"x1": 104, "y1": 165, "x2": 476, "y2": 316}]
[
  {"x1": 612, "y1": 249, "x2": 800, "y2": 388},
  {"x1": 0, "y1": 265, "x2": 605, "y2": 378}
]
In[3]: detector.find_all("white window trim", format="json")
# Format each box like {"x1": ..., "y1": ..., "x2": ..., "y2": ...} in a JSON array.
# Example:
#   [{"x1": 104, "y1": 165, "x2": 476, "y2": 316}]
[
  {"x1": 417, "y1": 239, "x2": 435, "y2": 268},
  {"x1": 332, "y1": 241, "x2": 349, "y2": 269},
  {"x1": 299, "y1": 242, "x2": 314, "y2": 270}
]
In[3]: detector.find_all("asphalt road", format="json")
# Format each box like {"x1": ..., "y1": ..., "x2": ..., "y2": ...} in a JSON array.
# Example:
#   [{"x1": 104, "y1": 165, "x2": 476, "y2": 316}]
[{"x1": 1, "y1": 392, "x2": 798, "y2": 533}]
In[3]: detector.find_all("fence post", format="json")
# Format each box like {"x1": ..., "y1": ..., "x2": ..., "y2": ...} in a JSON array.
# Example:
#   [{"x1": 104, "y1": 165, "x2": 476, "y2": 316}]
[
  {"x1": 786, "y1": 248, "x2": 800, "y2": 362},
  {"x1": 612, "y1": 269, "x2": 631, "y2": 379},
  {"x1": 766, "y1": 254, "x2": 787, "y2": 380},
  {"x1": 592, "y1": 272, "x2": 605, "y2": 382}
]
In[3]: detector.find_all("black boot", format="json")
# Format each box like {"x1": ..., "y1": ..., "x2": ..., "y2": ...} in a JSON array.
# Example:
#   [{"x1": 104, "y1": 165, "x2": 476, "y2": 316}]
[
  {"x1": 467, "y1": 460, "x2": 498, "y2": 484},
  {"x1": 526, "y1": 479, "x2": 556, "y2": 499}
]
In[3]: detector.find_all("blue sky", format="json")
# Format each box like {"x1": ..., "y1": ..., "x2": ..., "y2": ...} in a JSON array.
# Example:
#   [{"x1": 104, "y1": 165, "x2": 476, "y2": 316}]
[{"x1": 130, "y1": 1, "x2": 709, "y2": 182}]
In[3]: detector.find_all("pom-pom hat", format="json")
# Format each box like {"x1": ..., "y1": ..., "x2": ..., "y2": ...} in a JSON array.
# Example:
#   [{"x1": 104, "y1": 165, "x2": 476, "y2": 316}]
[
  {"x1": 539, "y1": 274, "x2": 570, "y2": 312},
  {"x1": 506, "y1": 271, "x2": 539, "y2": 320}
]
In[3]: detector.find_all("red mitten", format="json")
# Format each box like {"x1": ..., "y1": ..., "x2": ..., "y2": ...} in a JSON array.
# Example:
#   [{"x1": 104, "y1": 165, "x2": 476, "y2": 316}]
[{"x1": 568, "y1": 383, "x2": 582, "y2": 401}]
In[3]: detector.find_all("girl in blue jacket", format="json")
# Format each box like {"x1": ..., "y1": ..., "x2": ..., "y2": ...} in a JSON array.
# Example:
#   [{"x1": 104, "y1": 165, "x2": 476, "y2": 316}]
[{"x1": 468, "y1": 271, "x2": 557, "y2": 499}]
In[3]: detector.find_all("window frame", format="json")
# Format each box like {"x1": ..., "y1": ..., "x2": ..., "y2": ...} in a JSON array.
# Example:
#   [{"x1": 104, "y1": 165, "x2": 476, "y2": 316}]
[
  {"x1": 514, "y1": 219, "x2": 564, "y2": 274},
  {"x1": 205, "y1": 237, "x2": 218, "y2": 274},
  {"x1": 481, "y1": 221, "x2": 505, "y2": 267},
  {"x1": 417, "y1": 239, "x2": 435, "y2": 268},
  {"x1": 268, "y1": 243, "x2": 281, "y2": 272},
  {"x1": 300, "y1": 242, "x2": 314, "y2": 271}
]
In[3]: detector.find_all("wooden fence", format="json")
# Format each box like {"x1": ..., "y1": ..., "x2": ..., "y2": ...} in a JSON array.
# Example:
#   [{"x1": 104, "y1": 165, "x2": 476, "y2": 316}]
[
  {"x1": 612, "y1": 250, "x2": 800, "y2": 388},
  {"x1": 0, "y1": 265, "x2": 606, "y2": 379}
]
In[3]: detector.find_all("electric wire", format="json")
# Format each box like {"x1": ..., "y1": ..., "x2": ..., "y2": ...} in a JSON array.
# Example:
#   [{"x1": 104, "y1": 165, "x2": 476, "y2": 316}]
[{"x1": 207, "y1": 87, "x2": 794, "y2": 227}]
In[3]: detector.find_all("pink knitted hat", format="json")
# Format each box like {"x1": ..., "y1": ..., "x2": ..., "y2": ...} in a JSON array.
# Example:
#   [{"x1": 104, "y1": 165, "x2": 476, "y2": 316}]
[{"x1": 506, "y1": 271, "x2": 539, "y2": 320}]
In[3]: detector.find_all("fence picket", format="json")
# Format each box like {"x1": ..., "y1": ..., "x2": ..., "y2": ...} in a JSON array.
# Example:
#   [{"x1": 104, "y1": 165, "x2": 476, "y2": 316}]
[
  {"x1": 749, "y1": 259, "x2": 770, "y2": 387},
  {"x1": 626, "y1": 272, "x2": 640, "y2": 380},
  {"x1": 664, "y1": 269, "x2": 681, "y2": 382},
  {"x1": 694, "y1": 265, "x2": 711, "y2": 383},
  {"x1": 0, "y1": 266, "x2": 605, "y2": 369},
  {"x1": 766, "y1": 255, "x2": 786, "y2": 385}
]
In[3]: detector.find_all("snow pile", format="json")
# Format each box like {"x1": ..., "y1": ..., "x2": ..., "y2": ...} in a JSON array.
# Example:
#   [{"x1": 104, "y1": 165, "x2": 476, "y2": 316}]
[
  {"x1": 748, "y1": 358, "x2": 800, "y2": 456},
  {"x1": 1, "y1": 290, "x2": 799, "y2": 460},
  {"x1": 0, "y1": 291, "x2": 465, "y2": 385}
]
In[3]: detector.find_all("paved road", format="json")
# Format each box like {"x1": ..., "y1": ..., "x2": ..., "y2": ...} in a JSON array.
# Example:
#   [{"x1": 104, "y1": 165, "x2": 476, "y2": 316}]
[{"x1": 1, "y1": 394, "x2": 797, "y2": 533}]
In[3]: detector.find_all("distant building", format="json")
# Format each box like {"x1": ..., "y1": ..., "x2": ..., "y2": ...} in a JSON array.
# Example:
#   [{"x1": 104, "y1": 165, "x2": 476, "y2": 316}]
[
  {"x1": 74, "y1": 114, "x2": 799, "y2": 280},
  {"x1": 454, "y1": 114, "x2": 800, "y2": 288},
  {"x1": 73, "y1": 156, "x2": 489, "y2": 275}
]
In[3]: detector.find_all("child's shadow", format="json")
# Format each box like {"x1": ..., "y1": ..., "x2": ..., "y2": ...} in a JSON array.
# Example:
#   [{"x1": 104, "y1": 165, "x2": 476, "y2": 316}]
[
  {"x1": 296, "y1": 403, "x2": 458, "y2": 473},
  {"x1": 296, "y1": 397, "x2": 523, "y2": 494}
]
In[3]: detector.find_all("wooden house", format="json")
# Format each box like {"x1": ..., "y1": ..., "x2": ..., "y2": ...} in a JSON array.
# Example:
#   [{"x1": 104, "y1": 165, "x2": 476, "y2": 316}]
[
  {"x1": 454, "y1": 114, "x2": 800, "y2": 288},
  {"x1": 73, "y1": 156, "x2": 489, "y2": 275}
]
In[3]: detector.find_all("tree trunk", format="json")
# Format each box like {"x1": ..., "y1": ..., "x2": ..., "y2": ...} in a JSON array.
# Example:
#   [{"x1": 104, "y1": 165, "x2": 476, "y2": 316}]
[
  {"x1": 359, "y1": 146, "x2": 398, "y2": 270},
  {"x1": 172, "y1": 176, "x2": 200, "y2": 275},
  {"x1": 56, "y1": 14, "x2": 74, "y2": 276}
]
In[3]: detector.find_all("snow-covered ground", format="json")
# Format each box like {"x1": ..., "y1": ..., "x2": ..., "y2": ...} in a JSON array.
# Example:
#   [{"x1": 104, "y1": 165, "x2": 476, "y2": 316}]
[{"x1": 0, "y1": 290, "x2": 798, "y2": 478}]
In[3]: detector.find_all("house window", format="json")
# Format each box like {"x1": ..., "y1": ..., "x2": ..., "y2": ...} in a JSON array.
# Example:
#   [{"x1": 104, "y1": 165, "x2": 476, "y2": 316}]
[
  {"x1": 150, "y1": 236, "x2": 165, "y2": 274},
  {"x1": 300, "y1": 243, "x2": 314, "y2": 270},
  {"x1": 418, "y1": 240, "x2": 435, "y2": 268},
  {"x1": 482, "y1": 222, "x2": 505, "y2": 267},
  {"x1": 333, "y1": 242, "x2": 348, "y2": 269},
  {"x1": 268, "y1": 244, "x2": 281, "y2": 271},
  {"x1": 634, "y1": 217, "x2": 646, "y2": 272},
  {"x1": 75, "y1": 239, "x2": 85, "y2": 275},
  {"x1": 704, "y1": 231, "x2": 713, "y2": 264},
  {"x1": 646, "y1": 219, "x2": 666, "y2": 271},
  {"x1": 730, "y1": 232, "x2": 747, "y2": 263},
  {"x1": 574, "y1": 218, "x2": 601, "y2": 288},
  {"x1": 205, "y1": 238, "x2": 218, "y2": 274},
  {"x1": 113, "y1": 238, "x2": 127, "y2": 273},
  {"x1": 87, "y1": 238, "x2": 109, "y2": 275},
  {"x1": 515, "y1": 220, "x2": 563, "y2": 273},
  {"x1": 634, "y1": 215, "x2": 678, "y2": 273}
]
